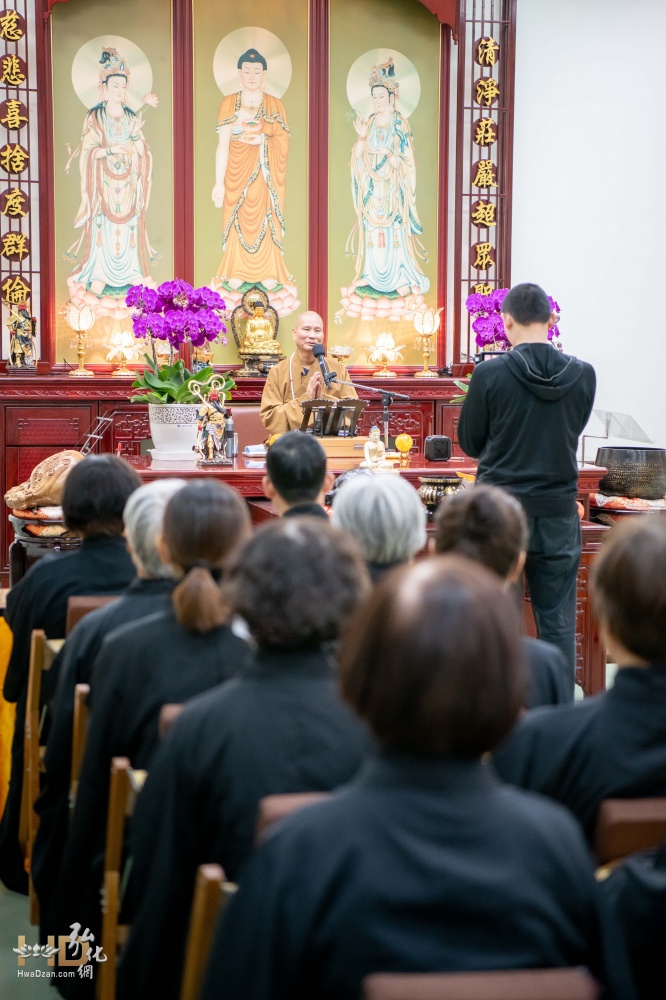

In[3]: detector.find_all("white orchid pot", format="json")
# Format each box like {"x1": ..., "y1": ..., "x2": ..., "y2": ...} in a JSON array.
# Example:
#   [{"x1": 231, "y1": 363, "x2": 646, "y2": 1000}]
[{"x1": 148, "y1": 403, "x2": 199, "y2": 455}]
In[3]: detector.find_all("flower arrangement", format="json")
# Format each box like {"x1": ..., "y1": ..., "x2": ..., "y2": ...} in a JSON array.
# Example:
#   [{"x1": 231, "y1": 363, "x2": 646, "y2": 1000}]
[
  {"x1": 126, "y1": 280, "x2": 228, "y2": 364},
  {"x1": 465, "y1": 289, "x2": 561, "y2": 352}
]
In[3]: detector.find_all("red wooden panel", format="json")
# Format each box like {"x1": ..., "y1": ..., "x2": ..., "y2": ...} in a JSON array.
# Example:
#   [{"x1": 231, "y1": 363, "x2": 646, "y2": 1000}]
[
  {"x1": 436, "y1": 401, "x2": 465, "y2": 457},
  {"x1": 5, "y1": 406, "x2": 93, "y2": 446},
  {"x1": 99, "y1": 404, "x2": 151, "y2": 458},
  {"x1": 5, "y1": 445, "x2": 66, "y2": 486},
  {"x1": 357, "y1": 404, "x2": 434, "y2": 451}
]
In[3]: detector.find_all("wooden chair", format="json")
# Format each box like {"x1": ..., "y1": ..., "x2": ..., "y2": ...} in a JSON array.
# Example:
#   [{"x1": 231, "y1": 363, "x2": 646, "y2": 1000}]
[
  {"x1": 363, "y1": 968, "x2": 599, "y2": 1000},
  {"x1": 98, "y1": 757, "x2": 147, "y2": 1000},
  {"x1": 65, "y1": 594, "x2": 119, "y2": 636},
  {"x1": 594, "y1": 798, "x2": 666, "y2": 867},
  {"x1": 179, "y1": 864, "x2": 237, "y2": 1000},
  {"x1": 69, "y1": 682, "x2": 90, "y2": 810},
  {"x1": 158, "y1": 702, "x2": 184, "y2": 739},
  {"x1": 255, "y1": 792, "x2": 330, "y2": 843},
  {"x1": 22, "y1": 629, "x2": 65, "y2": 925}
]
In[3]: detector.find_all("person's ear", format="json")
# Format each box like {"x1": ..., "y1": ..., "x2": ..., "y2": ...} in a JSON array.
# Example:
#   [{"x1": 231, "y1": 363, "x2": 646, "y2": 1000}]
[
  {"x1": 501, "y1": 311, "x2": 513, "y2": 332},
  {"x1": 505, "y1": 549, "x2": 526, "y2": 586},
  {"x1": 547, "y1": 312, "x2": 557, "y2": 329},
  {"x1": 262, "y1": 475, "x2": 276, "y2": 500},
  {"x1": 156, "y1": 532, "x2": 171, "y2": 568},
  {"x1": 322, "y1": 471, "x2": 334, "y2": 494}
]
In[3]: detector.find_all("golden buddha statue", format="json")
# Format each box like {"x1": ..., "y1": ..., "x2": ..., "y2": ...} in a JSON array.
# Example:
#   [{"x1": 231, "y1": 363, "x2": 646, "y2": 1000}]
[{"x1": 242, "y1": 301, "x2": 281, "y2": 355}]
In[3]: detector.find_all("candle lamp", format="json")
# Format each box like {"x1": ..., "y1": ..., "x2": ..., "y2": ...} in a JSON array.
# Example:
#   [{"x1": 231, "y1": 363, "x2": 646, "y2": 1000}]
[
  {"x1": 413, "y1": 307, "x2": 443, "y2": 378},
  {"x1": 105, "y1": 330, "x2": 140, "y2": 377},
  {"x1": 65, "y1": 302, "x2": 96, "y2": 377},
  {"x1": 367, "y1": 332, "x2": 405, "y2": 378}
]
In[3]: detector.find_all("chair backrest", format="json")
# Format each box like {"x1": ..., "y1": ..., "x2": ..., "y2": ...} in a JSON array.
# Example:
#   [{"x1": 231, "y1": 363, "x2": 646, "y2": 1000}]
[
  {"x1": 363, "y1": 968, "x2": 600, "y2": 1000},
  {"x1": 98, "y1": 757, "x2": 147, "y2": 1000},
  {"x1": 255, "y1": 792, "x2": 330, "y2": 844},
  {"x1": 69, "y1": 683, "x2": 90, "y2": 810},
  {"x1": 159, "y1": 703, "x2": 184, "y2": 739},
  {"x1": 594, "y1": 797, "x2": 666, "y2": 865},
  {"x1": 232, "y1": 405, "x2": 267, "y2": 453},
  {"x1": 65, "y1": 594, "x2": 119, "y2": 636},
  {"x1": 23, "y1": 629, "x2": 64, "y2": 925},
  {"x1": 179, "y1": 864, "x2": 237, "y2": 1000}
]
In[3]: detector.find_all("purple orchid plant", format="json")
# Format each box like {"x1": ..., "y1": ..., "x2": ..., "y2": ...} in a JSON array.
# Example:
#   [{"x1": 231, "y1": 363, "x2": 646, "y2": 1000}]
[
  {"x1": 465, "y1": 288, "x2": 562, "y2": 352},
  {"x1": 126, "y1": 280, "x2": 228, "y2": 361}
]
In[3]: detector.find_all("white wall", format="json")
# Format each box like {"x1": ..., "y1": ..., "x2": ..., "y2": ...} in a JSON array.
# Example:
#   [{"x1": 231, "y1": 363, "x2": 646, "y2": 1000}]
[{"x1": 511, "y1": 0, "x2": 666, "y2": 449}]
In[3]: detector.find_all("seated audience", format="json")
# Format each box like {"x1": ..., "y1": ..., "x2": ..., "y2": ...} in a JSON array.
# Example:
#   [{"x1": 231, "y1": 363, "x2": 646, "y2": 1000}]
[
  {"x1": 32, "y1": 478, "x2": 184, "y2": 929},
  {"x1": 117, "y1": 519, "x2": 372, "y2": 1000},
  {"x1": 599, "y1": 839, "x2": 666, "y2": 1000},
  {"x1": 0, "y1": 454, "x2": 140, "y2": 894},
  {"x1": 494, "y1": 517, "x2": 666, "y2": 840},
  {"x1": 48, "y1": 481, "x2": 252, "y2": 988},
  {"x1": 331, "y1": 472, "x2": 427, "y2": 582},
  {"x1": 201, "y1": 558, "x2": 632, "y2": 1000},
  {"x1": 262, "y1": 430, "x2": 332, "y2": 519},
  {"x1": 434, "y1": 484, "x2": 571, "y2": 706}
]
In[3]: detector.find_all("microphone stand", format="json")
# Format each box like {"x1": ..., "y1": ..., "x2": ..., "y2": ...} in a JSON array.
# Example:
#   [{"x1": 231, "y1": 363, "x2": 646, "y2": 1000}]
[{"x1": 321, "y1": 372, "x2": 410, "y2": 450}]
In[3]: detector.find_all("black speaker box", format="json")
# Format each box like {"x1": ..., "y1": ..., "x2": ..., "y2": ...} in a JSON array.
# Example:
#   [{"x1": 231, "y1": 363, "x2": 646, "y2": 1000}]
[{"x1": 424, "y1": 435, "x2": 452, "y2": 461}]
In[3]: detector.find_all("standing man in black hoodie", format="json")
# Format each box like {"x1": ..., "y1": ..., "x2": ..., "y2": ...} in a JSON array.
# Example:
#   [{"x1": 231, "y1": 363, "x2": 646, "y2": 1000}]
[{"x1": 458, "y1": 283, "x2": 596, "y2": 690}]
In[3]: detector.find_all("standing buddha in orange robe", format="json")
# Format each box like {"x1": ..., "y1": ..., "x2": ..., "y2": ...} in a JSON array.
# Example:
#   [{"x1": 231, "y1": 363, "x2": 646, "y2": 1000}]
[{"x1": 212, "y1": 48, "x2": 295, "y2": 299}]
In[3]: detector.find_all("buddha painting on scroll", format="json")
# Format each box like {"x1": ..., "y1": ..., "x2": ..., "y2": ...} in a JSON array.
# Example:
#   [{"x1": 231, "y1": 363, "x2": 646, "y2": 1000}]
[
  {"x1": 211, "y1": 40, "x2": 299, "y2": 318},
  {"x1": 64, "y1": 44, "x2": 160, "y2": 320},
  {"x1": 337, "y1": 52, "x2": 429, "y2": 324}
]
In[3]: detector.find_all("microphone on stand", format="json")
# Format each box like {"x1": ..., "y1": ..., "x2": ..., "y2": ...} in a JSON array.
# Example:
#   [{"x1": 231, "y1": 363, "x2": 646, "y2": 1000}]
[{"x1": 311, "y1": 343, "x2": 337, "y2": 389}]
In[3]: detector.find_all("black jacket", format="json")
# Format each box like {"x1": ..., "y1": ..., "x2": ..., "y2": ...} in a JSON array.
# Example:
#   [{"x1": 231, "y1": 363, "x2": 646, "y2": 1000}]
[
  {"x1": 201, "y1": 752, "x2": 635, "y2": 1000},
  {"x1": 117, "y1": 646, "x2": 372, "y2": 1000},
  {"x1": 3, "y1": 535, "x2": 135, "y2": 703},
  {"x1": 48, "y1": 608, "x2": 251, "y2": 984},
  {"x1": 493, "y1": 665, "x2": 666, "y2": 839},
  {"x1": 458, "y1": 344, "x2": 596, "y2": 516},
  {"x1": 523, "y1": 636, "x2": 572, "y2": 707},
  {"x1": 599, "y1": 840, "x2": 666, "y2": 1000},
  {"x1": 0, "y1": 535, "x2": 135, "y2": 894},
  {"x1": 32, "y1": 577, "x2": 174, "y2": 924},
  {"x1": 282, "y1": 502, "x2": 329, "y2": 519}
]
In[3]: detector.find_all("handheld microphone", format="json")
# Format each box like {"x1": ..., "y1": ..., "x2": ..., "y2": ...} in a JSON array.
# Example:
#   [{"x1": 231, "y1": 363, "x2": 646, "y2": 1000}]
[{"x1": 311, "y1": 343, "x2": 336, "y2": 389}]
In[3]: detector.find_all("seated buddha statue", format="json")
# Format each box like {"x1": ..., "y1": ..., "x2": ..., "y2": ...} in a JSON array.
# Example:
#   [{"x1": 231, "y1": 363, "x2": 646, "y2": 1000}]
[
  {"x1": 360, "y1": 426, "x2": 397, "y2": 472},
  {"x1": 242, "y1": 302, "x2": 281, "y2": 355}
]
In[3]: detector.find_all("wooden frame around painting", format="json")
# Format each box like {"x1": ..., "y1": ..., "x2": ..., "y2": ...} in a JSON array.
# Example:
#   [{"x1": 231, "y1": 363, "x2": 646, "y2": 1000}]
[
  {"x1": 49, "y1": 0, "x2": 174, "y2": 368},
  {"x1": 34, "y1": 0, "x2": 469, "y2": 372}
]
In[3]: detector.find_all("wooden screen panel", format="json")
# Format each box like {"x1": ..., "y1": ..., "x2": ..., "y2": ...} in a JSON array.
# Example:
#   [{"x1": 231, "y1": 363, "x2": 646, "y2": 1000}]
[
  {"x1": 5, "y1": 405, "x2": 93, "y2": 446},
  {"x1": 357, "y1": 402, "x2": 434, "y2": 452}
]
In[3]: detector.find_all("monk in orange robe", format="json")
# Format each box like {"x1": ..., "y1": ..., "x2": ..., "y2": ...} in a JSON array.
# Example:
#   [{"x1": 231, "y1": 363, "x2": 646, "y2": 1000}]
[{"x1": 212, "y1": 48, "x2": 293, "y2": 293}]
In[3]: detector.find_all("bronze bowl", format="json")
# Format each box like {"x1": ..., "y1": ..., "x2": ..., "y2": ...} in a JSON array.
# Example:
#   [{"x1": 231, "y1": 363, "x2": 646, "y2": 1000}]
[
  {"x1": 417, "y1": 476, "x2": 464, "y2": 519},
  {"x1": 596, "y1": 447, "x2": 666, "y2": 500}
]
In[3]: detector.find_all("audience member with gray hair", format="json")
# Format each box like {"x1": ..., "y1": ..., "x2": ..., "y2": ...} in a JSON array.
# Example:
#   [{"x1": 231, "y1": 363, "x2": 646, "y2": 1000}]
[
  {"x1": 331, "y1": 473, "x2": 427, "y2": 582},
  {"x1": 123, "y1": 479, "x2": 186, "y2": 578},
  {"x1": 32, "y1": 478, "x2": 185, "y2": 928}
]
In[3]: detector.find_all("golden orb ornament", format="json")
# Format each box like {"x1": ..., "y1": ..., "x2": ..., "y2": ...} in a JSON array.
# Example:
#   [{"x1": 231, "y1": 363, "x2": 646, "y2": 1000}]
[{"x1": 395, "y1": 433, "x2": 413, "y2": 466}]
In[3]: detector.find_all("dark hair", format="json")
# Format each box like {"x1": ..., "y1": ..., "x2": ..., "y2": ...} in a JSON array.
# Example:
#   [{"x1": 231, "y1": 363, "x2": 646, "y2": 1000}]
[
  {"x1": 340, "y1": 556, "x2": 525, "y2": 756},
  {"x1": 501, "y1": 282, "x2": 552, "y2": 325},
  {"x1": 266, "y1": 432, "x2": 327, "y2": 504},
  {"x1": 163, "y1": 482, "x2": 251, "y2": 633},
  {"x1": 62, "y1": 455, "x2": 141, "y2": 538},
  {"x1": 230, "y1": 519, "x2": 370, "y2": 648},
  {"x1": 237, "y1": 48, "x2": 267, "y2": 71},
  {"x1": 592, "y1": 517, "x2": 666, "y2": 664},
  {"x1": 434, "y1": 485, "x2": 528, "y2": 579},
  {"x1": 371, "y1": 84, "x2": 395, "y2": 101}
]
